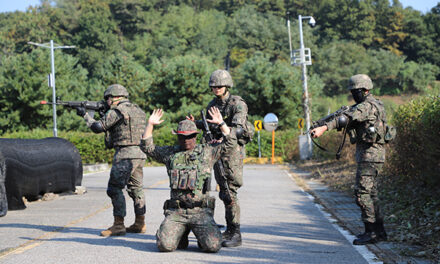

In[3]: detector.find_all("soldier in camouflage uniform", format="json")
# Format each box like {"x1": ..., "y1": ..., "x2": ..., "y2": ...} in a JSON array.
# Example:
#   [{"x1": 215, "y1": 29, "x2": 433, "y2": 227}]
[
  {"x1": 77, "y1": 84, "x2": 147, "y2": 237},
  {"x1": 141, "y1": 108, "x2": 236, "y2": 252},
  {"x1": 190, "y1": 69, "x2": 251, "y2": 247},
  {"x1": 310, "y1": 74, "x2": 389, "y2": 245}
]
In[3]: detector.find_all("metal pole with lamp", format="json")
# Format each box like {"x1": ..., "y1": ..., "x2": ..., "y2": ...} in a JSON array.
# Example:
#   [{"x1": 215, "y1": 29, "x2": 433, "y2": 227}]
[{"x1": 286, "y1": 13, "x2": 316, "y2": 159}]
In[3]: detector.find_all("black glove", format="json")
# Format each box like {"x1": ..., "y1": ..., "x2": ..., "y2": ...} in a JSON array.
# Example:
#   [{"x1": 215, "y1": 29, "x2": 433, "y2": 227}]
[{"x1": 76, "y1": 107, "x2": 86, "y2": 117}]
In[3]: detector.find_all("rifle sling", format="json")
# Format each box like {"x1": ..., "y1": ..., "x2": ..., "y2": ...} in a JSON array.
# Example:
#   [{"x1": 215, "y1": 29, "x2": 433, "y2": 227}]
[{"x1": 311, "y1": 121, "x2": 349, "y2": 160}]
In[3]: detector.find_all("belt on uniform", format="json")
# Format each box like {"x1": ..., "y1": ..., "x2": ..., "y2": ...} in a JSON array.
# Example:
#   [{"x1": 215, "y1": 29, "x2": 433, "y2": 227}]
[{"x1": 163, "y1": 197, "x2": 215, "y2": 210}]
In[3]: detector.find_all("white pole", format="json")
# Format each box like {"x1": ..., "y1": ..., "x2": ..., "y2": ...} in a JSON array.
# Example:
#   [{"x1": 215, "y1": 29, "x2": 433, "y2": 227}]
[
  {"x1": 298, "y1": 15, "x2": 312, "y2": 158},
  {"x1": 50, "y1": 40, "x2": 57, "y2": 137}
]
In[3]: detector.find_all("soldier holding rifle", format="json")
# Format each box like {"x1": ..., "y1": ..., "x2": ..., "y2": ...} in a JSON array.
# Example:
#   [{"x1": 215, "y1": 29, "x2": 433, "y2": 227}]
[
  {"x1": 310, "y1": 74, "x2": 394, "y2": 245},
  {"x1": 76, "y1": 84, "x2": 147, "y2": 237}
]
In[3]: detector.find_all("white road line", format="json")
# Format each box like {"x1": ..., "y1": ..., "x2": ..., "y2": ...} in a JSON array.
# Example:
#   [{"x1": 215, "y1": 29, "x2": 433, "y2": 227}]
[{"x1": 285, "y1": 170, "x2": 383, "y2": 264}]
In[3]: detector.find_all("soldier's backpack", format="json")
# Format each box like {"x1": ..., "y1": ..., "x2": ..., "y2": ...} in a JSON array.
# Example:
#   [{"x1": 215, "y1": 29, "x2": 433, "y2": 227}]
[
  {"x1": 370, "y1": 99, "x2": 396, "y2": 144},
  {"x1": 237, "y1": 119, "x2": 255, "y2": 146}
]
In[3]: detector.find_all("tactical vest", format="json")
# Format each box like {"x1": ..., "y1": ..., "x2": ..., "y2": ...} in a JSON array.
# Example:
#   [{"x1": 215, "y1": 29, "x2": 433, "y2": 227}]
[
  {"x1": 110, "y1": 101, "x2": 146, "y2": 147},
  {"x1": 167, "y1": 145, "x2": 210, "y2": 196},
  {"x1": 350, "y1": 97, "x2": 387, "y2": 144},
  {"x1": 208, "y1": 95, "x2": 254, "y2": 145}
]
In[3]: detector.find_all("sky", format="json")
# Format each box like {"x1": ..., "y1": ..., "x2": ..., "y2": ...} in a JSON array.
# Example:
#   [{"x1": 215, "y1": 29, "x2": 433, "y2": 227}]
[{"x1": 0, "y1": 0, "x2": 438, "y2": 13}]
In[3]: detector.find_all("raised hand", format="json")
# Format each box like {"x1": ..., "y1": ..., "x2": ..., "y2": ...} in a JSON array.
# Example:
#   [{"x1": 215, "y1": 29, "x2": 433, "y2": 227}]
[
  {"x1": 148, "y1": 109, "x2": 164, "y2": 126},
  {"x1": 207, "y1": 106, "x2": 223, "y2": 125},
  {"x1": 186, "y1": 113, "x2": 195, "y2": 122}
]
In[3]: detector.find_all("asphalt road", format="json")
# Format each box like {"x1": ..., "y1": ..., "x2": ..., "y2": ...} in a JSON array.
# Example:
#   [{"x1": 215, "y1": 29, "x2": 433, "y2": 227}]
[{"x1": 0, "y1": 165, "x2": 380, "y2": 264}]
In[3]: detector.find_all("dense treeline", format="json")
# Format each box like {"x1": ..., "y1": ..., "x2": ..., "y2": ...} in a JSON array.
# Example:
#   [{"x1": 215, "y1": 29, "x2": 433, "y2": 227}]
[{"x1": 0, "y1": 0, "x2": 439, "y2": 133}]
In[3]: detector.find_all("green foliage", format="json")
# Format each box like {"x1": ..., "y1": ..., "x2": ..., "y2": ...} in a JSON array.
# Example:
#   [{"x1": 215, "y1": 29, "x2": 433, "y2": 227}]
[
  {"x1": 227, "y1": 6, "x2": 291, "y2": 63},
  {"x1": 148, "y1": 54, "x2": 217, "y2": 123},
  {"x1": 397, "y1": 62, "x2": 440, "y2": 94},
  {"x1": 387, "y1": 95, "x2": 440, "y2": 187},
  {"x1": 246, "y1": 129, "x2": 299, "y2": 161},
  {"x1": 236, "y1": 52, "x2": 324, "y2": 127},
  {"x1": 90, "y1": 52, "x2": 153, "y2": 110},
  {"x1": 314, "y1": 41, "x2": 369, "y2": 95},
  {"x1": 0, "y1": 0, "x2": 439, "y2": 134},
  {"x1": 0, "y1": 49, "x2": 89, "y2": 133}
]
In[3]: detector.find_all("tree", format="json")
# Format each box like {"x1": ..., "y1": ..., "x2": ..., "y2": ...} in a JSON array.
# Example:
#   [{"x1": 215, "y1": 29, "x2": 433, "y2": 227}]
[
  {"x1": 89, "y1": 52, "x2": 153, "y2": 110},
  {"x1": 235, "y1": 52, "x2": 324, "y2": 128},
  {"x1": 314, "y1": 0, "x2": 376, "y2": 46},
  {"x1": 313, "y1": 41, "x2": 369, "y2": 96},
  {"x1": 373, "y1": 3, "x2": 408, "y2": 55},
  {"x1": 227, "y1": 5, "x2": 297, "y2": 67},
  {"x1": 148, "y1": 54, "x2": 217, "y2": 123},
  {"x1": 0, "y1": 49, "x2": 89, "y2": 133}
]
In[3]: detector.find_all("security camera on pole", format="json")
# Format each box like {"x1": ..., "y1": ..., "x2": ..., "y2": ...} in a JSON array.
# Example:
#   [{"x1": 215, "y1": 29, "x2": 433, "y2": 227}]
[{"x1": 286, "y1": 12, "x2": 315, "y2": 160}]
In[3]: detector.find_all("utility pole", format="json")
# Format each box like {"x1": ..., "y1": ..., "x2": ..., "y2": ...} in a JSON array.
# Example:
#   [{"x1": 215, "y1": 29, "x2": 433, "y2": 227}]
[{"x1": 28, "y1": 40, "x2": 75, "y2": 137}]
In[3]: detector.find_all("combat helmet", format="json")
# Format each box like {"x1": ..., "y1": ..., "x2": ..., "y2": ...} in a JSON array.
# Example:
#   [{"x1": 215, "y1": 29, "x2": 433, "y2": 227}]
[
  {"x1": 209, "y1": 69, "x2": 233, "y2": 88},
  {"x1": 348, "y1": 74, "x2": 373, "y2": 90},
  {"x1": 104, "y1": 84, "x2": 129, "y2": 99}
]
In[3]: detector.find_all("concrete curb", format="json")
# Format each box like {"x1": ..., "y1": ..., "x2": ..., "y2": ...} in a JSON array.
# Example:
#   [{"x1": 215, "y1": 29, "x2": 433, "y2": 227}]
[{"x1": 83, "y1": 163, "x2": 110, "y2": 173}]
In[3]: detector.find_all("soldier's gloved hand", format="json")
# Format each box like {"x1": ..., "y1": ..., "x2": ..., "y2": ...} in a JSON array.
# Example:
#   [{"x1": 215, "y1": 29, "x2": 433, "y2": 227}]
[{"x1": 76, "y1": 107, "x2": 86, "y2": 117}]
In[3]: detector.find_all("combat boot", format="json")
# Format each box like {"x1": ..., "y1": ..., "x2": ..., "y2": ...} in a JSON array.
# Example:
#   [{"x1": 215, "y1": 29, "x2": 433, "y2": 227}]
[
  {"x1": 100, "y1": 216, "x2": 126, "y2": 237},
  {"x1": 222, "y1": 224, "x2": 242, "y2": 247},
  {"x1": 221, "y1": 225, "x2": 233, "y2": 241},
  {"x1": 126, "y1": 215, "x2": 146, "y2": 233},
  {"x1": 356, "y1": 222, "x2": 373, "y2": 238},
  {"x1": 374, "y1": 220, "x2": 388, "y2": 241},
  {"x1": 353, "y1": 223, "x2": 376, "y2": 245}
]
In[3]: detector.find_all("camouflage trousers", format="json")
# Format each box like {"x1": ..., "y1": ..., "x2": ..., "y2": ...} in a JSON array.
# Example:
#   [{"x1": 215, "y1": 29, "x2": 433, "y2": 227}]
[
  {"x1": 214, "y1": 145, "x2": 244, "y2": 227},
  {"x1": 107, "y1": 158, "x2": 145, "y2": 217},
  {"x1": 156, "y1": 207, "x2": 221, "y2": 253},
  {"x1": 354, "y1": 162, "x2": 384, "y2": 224}
]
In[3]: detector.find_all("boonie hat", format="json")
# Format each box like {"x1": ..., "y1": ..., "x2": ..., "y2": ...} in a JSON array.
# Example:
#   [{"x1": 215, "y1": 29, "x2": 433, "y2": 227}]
[{"x1": 172, "y1": 120, "x2": 199, "y2": 136}]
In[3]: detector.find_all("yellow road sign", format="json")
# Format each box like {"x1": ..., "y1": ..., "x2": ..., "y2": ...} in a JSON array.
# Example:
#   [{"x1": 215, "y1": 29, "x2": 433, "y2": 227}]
[
  {"x1": 254, "y1": 120, "x2": 263, "y2": 131},
  {"x1": 298, "y1": 118, "x2": 304, "y2": 129}
]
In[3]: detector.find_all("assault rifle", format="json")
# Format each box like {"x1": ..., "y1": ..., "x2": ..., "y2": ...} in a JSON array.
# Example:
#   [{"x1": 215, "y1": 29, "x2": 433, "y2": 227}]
[
  {"x1": 310, "y1": 105, "x2": 350, "y2": 134},
  {"x1": 309, "y1": 105, "x2": 351, "y2": 160},
  {"x1": 40, "y1": 99, "x2": 109, "y2": 117},
  {"x1": 200, "y1": 110, "x2": 233, "y2": 205}
]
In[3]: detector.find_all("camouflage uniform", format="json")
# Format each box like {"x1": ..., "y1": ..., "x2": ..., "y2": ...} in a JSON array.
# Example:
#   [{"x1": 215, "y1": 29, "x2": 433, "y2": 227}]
[
  {"x1": 205, "y1": 93, "x2": 248, "y2": 228},
  {"x1": 84, "y1": 99, "x2": 146, "y2": 218},
  {"x1": 140, "y1": 121, "x2": 237, "y2": 253},
  {"x1": 322, "y1": 74, "x2": 390, "y2": 246},
  {"x1": 325, "y1": 93, "x2": 386, "y2": 224}
]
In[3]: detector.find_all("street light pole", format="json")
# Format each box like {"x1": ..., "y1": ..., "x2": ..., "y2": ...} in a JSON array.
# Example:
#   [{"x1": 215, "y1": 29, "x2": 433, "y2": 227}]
[
  {"x1": 287, "y1": 13, "x2": 315, "y2": 159},
  {"x1": 28, "y1": 40, "x2": 75, "y2": 137},
  {"x1": 298, "y1": 15, "x2": 312, "y2": 158}
]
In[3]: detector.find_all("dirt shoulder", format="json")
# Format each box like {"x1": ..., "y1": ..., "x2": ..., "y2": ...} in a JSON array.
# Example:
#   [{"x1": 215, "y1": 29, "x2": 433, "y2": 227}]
[{"x1": 292, "y1": 160, "x2": 438, "y2": 263}]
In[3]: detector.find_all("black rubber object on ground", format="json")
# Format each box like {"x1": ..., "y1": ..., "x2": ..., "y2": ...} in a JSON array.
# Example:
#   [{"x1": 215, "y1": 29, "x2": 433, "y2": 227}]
[{"x1": 0, "y1": 137, "x2": 82, "y2": 216}]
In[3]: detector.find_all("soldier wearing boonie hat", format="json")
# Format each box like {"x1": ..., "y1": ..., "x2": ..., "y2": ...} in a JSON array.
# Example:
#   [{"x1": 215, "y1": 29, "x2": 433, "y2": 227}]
[{"x1": 140, "y1": 108, "x2": 237, "y2": 253}]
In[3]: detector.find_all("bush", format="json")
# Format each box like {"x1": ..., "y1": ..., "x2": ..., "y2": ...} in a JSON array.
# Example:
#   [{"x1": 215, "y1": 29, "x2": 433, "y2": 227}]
[
  {"x1": 386, "y1": 95, "x2": 440, "y2": 187},
  {"x1": 246, "y1": 129, "x2": 299, "y2": 161}
]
